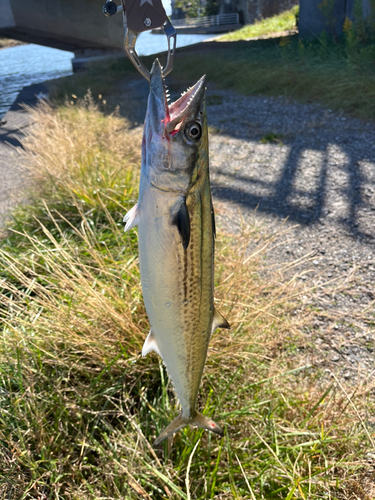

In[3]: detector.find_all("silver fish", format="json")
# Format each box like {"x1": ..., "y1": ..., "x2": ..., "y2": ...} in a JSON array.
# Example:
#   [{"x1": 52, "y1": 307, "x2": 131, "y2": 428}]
[{"x1": 124, "y1": 59, "x2": 229, "y2": 446}]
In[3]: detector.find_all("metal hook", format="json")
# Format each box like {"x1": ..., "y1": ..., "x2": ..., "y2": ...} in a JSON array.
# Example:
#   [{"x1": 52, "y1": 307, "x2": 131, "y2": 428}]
[
  {"x1": 102, "y1": 0, "x2": 177, "y2": 81},
  {"x1": 124, "y1": 17, "x2": 176, "y2": 82}
]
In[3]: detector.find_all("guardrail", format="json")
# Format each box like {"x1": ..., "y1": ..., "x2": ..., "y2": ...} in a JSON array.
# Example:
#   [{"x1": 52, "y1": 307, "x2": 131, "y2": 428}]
[{"x1": 172, "y1": 13, "x2": 240, "y2": 28}]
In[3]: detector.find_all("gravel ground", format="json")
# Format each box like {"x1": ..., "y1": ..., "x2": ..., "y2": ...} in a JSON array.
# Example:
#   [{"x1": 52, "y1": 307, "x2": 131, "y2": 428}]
[
  {"x1": 203, "y1": 87, "x2": 375, "y2": 386},
  {"x1": 2, "y1": 75, "x2": 375, "y2": 386}
]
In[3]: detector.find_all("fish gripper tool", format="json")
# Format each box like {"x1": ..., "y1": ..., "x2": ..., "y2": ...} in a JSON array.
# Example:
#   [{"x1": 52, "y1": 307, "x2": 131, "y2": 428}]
[{"x1": 102, "y1": 0, "x2": 177, "y2": 81}]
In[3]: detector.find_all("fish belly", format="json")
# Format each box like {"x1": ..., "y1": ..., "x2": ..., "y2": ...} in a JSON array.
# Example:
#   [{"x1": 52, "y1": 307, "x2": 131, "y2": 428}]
[{"x1": 138, "y1": 181, "x2": 214, "y2": 417}]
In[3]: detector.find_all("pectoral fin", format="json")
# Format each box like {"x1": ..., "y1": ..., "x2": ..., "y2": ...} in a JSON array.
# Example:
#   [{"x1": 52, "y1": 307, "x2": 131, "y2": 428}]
[
  {"x1": 212, "y1": 309, "x2": 230, "y2": 332},
  {"x1": 171, "y1": 198, "x2": 190, "y2": 250},
  {"x1": 123, "y1": 203, "x2": 139, "y2": 232},
  {"x1": 142, "y1": 329, "x2": 161, "y2": 357}
]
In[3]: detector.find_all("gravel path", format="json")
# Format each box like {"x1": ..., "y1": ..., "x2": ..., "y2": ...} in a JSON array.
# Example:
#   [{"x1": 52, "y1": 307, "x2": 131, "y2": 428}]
[{"x1": 203, "y1": 87, "x2": 375, "y2": 385}]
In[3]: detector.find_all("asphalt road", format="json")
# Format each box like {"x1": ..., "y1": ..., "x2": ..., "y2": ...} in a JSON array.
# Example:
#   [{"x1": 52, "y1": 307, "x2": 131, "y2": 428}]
[{"x1": 0, "y1": 83, "x2": 47, "y2": 227}]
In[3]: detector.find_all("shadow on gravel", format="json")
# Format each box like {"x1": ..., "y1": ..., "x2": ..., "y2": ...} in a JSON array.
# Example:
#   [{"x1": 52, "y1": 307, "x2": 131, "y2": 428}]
[
  {"x1": 208, "y1": 116, "x2": 375, "y2": 243},
  {"x1": 0, "y1": 131, "x2": 23, "y2": 149},
  {"x1": 0, "y1": 83, "x2": 49, "y2": 150}
]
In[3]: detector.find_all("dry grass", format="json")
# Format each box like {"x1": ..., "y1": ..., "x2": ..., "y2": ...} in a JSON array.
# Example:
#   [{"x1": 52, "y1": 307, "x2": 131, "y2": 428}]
[
  {"x1": 0, "y1": 38, "x2": 25, "y2": 49},
  {"x1": 0, "y1": 97, "x2": 373, "y2": 499}
]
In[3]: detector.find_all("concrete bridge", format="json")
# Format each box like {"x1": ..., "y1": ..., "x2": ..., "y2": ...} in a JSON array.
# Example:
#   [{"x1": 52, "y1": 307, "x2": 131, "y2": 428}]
[{"x1": 0, "y1": 0, "x2": 125, "y2": 69}]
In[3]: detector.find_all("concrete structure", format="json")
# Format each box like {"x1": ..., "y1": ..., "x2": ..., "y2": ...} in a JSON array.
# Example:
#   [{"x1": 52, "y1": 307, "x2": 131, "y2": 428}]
[
  {"x1": 0, "y1": 0, "x2": 125, "y2": 69},
  {"x1": 299, "y1": 0, "x2": 373, "y2": 38}
]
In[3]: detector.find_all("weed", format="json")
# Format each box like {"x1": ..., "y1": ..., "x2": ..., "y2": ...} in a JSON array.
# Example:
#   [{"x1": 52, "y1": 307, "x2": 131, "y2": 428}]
[{"x1": 260, "y1": 133, "x2": 286, "y2": 144}]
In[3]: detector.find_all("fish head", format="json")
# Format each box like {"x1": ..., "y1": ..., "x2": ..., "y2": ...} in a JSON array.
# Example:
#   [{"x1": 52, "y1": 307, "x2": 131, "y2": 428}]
[{"x1": 142, "y1": 59, "x2": 207, "y2": 192}]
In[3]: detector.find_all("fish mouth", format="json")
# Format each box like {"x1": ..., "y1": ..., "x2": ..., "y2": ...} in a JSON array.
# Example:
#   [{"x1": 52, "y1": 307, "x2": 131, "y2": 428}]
[{"x1": 149, "y1": 59, "x2": 205, "y2": 136}]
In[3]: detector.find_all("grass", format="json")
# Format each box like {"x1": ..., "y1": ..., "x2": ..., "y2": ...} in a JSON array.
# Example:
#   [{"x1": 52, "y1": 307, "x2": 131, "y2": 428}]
[
  {"x1": 221, "y1": 7, "x2": 298, "y2": 41},
  {"x1": 0, "y1": 95, "x2": 374, "y2": 498},
  {"x1": 260, "y1": 133, "x2": 286, "y2": 145}
]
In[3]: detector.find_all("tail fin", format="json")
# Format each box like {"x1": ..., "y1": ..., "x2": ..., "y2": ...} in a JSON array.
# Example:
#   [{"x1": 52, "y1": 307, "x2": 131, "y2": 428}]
[
  {"x1": 153, "y1": 414, "x2": 187, "y2": 446},
  {"x1": 153, "y1": 411, "x2": 223, "y2": 447},
  {"x1": 193, "y1": 411, "x2": 224, "y2": 437}
]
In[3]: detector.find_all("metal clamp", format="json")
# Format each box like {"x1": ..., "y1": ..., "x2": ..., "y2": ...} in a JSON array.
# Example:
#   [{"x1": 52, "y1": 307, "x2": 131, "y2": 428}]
[
  {"x1": 102, "y1": 0, "x2": 177, "y2": 81},
  {"x1": 125, "y1": 18, "x2": 176, "y2": 81}
]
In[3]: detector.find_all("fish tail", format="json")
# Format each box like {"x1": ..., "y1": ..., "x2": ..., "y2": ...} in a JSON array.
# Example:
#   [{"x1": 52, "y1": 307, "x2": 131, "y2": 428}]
[
  {"x1": 153, "y1": 413, "x2": 187, "y2": 446},
  {"x1": 153, "y1": 411, "x2": 224, "y2": 447},
  {"x1": 192, "y1": 411, "x2": 224, "y2": 437}
]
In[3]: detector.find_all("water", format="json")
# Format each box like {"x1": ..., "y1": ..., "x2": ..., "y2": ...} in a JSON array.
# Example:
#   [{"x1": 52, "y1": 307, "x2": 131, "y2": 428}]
[
  {"x1": 0, "y1": 44, "x2": 74, "y2": 120},
  {"x1": 136, "y1": 31, "x2": 214, "y2": 56},
  {"x1": 0, "y1": 33, "x2": 215, "y2": 120}
]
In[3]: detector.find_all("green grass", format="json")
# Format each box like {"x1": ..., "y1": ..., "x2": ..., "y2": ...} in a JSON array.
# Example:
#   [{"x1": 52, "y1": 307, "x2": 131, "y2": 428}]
[
  {"x1": 221, "y1": 7, "x2": 298, "y2": 41},
  {"x1": 0, "y1": 97, "x2": 374, "y2": 499},
  {"x1": 260, "y1": 133, "x2": 286, "y2": 144}
]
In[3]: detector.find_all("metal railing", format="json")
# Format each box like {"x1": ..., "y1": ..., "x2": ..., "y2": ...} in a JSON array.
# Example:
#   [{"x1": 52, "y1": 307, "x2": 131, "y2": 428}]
[{"x1": 172, "y1": 13, "x2": 240, "y2": 28}]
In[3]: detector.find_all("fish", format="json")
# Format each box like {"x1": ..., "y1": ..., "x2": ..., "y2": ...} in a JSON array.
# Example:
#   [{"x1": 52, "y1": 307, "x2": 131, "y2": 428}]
[{"x1": 124, "y1": 59, "x2": 229, "y2": 446}]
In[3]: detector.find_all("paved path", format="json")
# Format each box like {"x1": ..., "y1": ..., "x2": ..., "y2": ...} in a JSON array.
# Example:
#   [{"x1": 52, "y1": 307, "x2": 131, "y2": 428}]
[{"x1": 0, "y1": 83, "x2": 47, "y2": 228}]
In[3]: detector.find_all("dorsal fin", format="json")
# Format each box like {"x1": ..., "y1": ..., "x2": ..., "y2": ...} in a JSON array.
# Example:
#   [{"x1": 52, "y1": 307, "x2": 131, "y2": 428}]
[
  {"x1": 142, "y1": 329, "x2": 161, "y2": 357},
  {"x1": 212, "y1": 309, "x2": 230, "y2": 332},
  {"x1": 171, "y1": 198, "x2": 190, "y2": 250}
]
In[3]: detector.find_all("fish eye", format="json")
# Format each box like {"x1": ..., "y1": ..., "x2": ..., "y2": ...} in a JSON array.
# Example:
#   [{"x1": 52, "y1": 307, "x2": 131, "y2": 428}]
[{"x1": 186, "y1": 122, "x2": 202, "y2": 141}]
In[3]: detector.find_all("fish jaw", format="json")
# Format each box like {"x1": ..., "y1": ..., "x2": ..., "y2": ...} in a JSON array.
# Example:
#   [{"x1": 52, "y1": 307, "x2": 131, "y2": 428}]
[
  {"x1": 142, "y1": 59, "x2": 207, "y2": 193},
  {"x1": 148, "y1": 58, "x2": 206, "y2": 136}
]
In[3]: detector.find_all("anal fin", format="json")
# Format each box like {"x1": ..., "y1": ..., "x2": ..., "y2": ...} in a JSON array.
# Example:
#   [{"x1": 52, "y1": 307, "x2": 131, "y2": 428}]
[
  {"x1": 212, "y1": 308, "x2": 230, "y2": 332},
  {"x1": 123, "y1": 203, "x2": 139, "y2": 232},
  {"x1": 142, "y1": 329, "x2": 161, "y2": 358}
]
